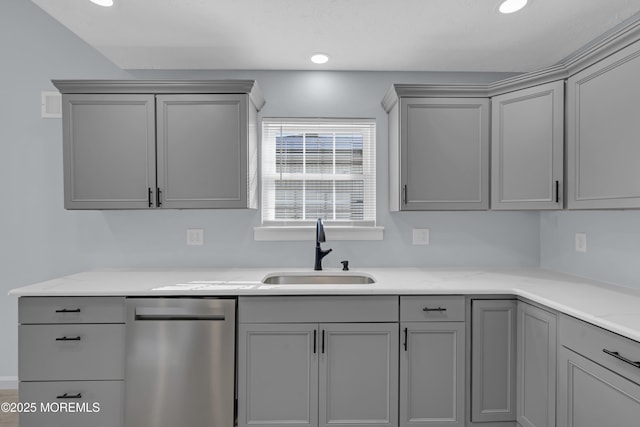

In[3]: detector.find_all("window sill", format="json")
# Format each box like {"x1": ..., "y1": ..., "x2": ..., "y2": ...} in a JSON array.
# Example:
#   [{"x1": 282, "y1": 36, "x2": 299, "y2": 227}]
[{"x1": 254, "y1": 225, "x2": 384, "y2": 241}]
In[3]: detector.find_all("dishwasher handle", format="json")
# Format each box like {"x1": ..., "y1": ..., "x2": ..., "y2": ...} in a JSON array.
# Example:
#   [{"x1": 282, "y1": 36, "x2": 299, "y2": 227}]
[{"x1": 135, "y1": 307, "x2": 227, "y2": 321}]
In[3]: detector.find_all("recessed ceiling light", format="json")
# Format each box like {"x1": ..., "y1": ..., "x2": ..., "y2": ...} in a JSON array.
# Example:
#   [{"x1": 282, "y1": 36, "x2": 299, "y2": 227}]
[
  {"x1": 90, "y1": 0, "x2": 114, "y2": 7},
  {"x1": 311, "y1": 53, "x2": 330, "y2": 65},
  {"x1": 499, "y1": 0, "x2": 528, "y2": 14}
]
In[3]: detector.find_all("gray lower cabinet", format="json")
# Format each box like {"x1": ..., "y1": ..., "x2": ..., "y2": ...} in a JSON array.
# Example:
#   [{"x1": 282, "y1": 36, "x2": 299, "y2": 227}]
[
  {"x1": 237, "y1": 323, "x2": 319, "y2": 427},
  {"x1": 17, "y1": 297, "x2": 126, "y2": 427},
  {"x1": 399, "y1": 296, "x2": 465, "y2": 427},
  {"x1": 383, "y1": 87, "x2": 490, "y2": 210},
  {"x1": 491, "y1": 81, "x2": 564, "y2": 210},
  {"x1": 470, "y1": 299, "x2": 517, "y2": 423},
  {"x1": 516, "y1": 302, "x2": 557, "y2": 427},
  {"x1": 400, "y1": 322, "x2": 465, "y2": 427},
  {"x1": 557, "y1": 314, "x2": 640, "y2": 426},
  {"x1": 238, "y1": 322, "x2": 398, "y2": 427},
  {"x1": 53, "y1": 80, "x2": 264, "y2": 209},
  {"x1": 566, "y1": 38, "x2": 640, "y2": 209}
]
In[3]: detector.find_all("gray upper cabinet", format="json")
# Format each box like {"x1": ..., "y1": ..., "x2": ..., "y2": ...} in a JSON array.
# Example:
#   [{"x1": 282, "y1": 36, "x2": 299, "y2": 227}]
[
  {"x1": 470, "y1": 299, "x2": 517, "y2": 423},
  {"x1": 491, "y1": 81, "x2": 564, "y2": 210},
  {"x1": 383, "y1": 87, "x2": 490, "y2": 210},
  {"x1": 62, "y1": 94, "x2": 156, "y2": 209},
  {"x1": 566, "y1": 39, "x2": 640, "y2": 209},
  {"x1": 156, "y1": 94, "x2": 250, "y2": 208},
  {"x1": 54, "y1": 80, "x2": 264, "y2": 210},
  {"x1": 516, "y1": 301, "x2": 557, "y2": 427}
]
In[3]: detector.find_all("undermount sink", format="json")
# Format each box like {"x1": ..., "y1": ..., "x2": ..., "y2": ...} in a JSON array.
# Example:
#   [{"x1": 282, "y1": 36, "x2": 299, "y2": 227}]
[{"x1": 262, "y1": 272, "x2": 376, "y2": 285}]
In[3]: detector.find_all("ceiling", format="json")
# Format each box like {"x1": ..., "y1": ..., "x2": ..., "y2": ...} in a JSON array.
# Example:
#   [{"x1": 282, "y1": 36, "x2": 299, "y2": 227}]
[{"x1": 31, "y1": 0, "x2": 640, "y2": 72}]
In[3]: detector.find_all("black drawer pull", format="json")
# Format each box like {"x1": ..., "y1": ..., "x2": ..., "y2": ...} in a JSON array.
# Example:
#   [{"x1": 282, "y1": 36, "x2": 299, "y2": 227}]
[
  {"x1": 56, "y1": 393, "x2": 82, "y2": 399},
  {"x1": 55, "y1": 308, "x2": 81, "y2": 313},
  {"x1": 603, "y1": 349, "x2": 640, "y2": 368},
  {"x1": 55, "y1": 336, "x2": 81, "y2": 341},
  {"x1": 423, "y1": 307, "x2": 447, "y2": 312}
]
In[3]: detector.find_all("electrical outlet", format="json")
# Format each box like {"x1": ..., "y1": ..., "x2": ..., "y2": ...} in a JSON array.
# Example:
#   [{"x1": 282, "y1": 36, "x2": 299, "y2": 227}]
[
  {"x1": 187, "y1": 228, "x2": 204, "y2": 246},
  {"x1": 412, "y1": 228, "x2": 430, "y2": 245},
  {"x1": 575, "y1": 232, "x2": 587, "y2": 253}
]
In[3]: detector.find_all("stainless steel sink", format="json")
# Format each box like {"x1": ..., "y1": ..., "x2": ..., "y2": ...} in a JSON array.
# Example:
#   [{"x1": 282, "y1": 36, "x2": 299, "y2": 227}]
[{"x1": 262, "y1": 272, "x2": 375, "y2": 285}]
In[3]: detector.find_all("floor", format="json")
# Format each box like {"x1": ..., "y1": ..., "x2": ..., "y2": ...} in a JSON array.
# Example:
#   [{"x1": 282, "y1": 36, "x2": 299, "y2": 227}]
[{"x1": 0, "y1": 390, "x2": 18, "y2": 427}]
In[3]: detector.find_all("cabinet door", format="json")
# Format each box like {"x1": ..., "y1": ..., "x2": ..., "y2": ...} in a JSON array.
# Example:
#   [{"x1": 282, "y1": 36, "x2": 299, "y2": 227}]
[
  {"x1": 491, "y1": 81, "x2": 564, "y2": 210},
  {"x1": 567, "y1": 39, "x2": 640, "y2": 209},
  {"x1": 471, "y1": 300, "x2": 517, "y2": 422},
  {"x1": 557, "y1": 346, "x2": 640, "y2": 427},
  {"x1": 237, "y1": 323, "x2": 319, "y2": 427},
  {"x1": 517, "y1": 302, "x2": 557, "y2": 427},
  {"x1": 400, "y1": 98, "x2": 489, "y2": 210},
  {"x1": 400, "y1": 322, "x2": 465, "y2": 427},
  {"x1": 319, "y1": 323, "x2": 398, "y2": 427},
  {"x1": 62, "y1": 94, "x2": 156, "y2": 209},
  {"x1": 156, "y1": 94, "x2": 248, "y2": 208}
]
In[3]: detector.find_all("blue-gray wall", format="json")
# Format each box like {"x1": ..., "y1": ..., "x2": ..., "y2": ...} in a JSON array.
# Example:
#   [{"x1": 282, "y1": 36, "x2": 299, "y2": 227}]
[
  {"x1": 0, "y1": 0, "x2": 637, "y2": 380},
  {"x1": 540, "y1": 211, "x2": 640, "y2": 289}
]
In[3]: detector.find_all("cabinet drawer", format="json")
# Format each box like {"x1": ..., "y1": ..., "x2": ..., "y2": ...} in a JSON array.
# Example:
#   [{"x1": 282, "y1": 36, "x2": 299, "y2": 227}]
[
  {"x1": 239, "y1": 296, "x2": 398, "y2": 323},
  {"x1": 19, "y1": 380, "x2": 123, "y2": 427},
  {"x1": 400, "y1": 296, "x2": 465, "y2": 321},
  {"x1": 559, "y1": 315, "x2": 640, "y2": 385},
  {"x1": 19, "y1": 297, "x2": 125, "y2": 324},
  {"x1": 19, "y1": 324, "x2": 125, "y2": 381}
]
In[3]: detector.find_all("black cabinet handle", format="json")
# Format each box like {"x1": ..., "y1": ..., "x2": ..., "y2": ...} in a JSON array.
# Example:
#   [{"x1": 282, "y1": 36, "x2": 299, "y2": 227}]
[
  {"x1": 156, "y1": 188, "x2": 162, "y2": 207},
  {"x1": 555, "y1": 180, "x2": 560, "y2": 204},
  {"x1": 321, "y1": 330, "x2": 325, "y2": 354},
  {"x1": 403, "y1": 327, "x2": 408, "y2": 351},
  {"x1": 423, "y1": 307, "x2": 447, "y2": 312},
  {"x1": 55, "y1": 308, "x2": 81, "y2": 313},
  {"x1": 403, "y1": 185, "x2": 408, "y2": 205},
  {"x1": 56, "y1": 393, "x2": 82, "y2": 399},
  {"x1": 55, "y1": 336, "x2": 81, "y2": 341},
  {"x1": 603, "y1": 349, "x2": 640, "y2": 368},
  {"x1": 313, "y1": 330, "x2": 317, "y2": 354},
  {"x1": 148, "y1": 188, "x2": 153, "y2": 207}
]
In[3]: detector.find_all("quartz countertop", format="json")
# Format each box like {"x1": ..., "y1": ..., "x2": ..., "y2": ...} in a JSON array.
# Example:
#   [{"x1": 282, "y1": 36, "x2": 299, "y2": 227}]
[{"x1": 9, "y1": 267, "x2": 640, "y2": 343}]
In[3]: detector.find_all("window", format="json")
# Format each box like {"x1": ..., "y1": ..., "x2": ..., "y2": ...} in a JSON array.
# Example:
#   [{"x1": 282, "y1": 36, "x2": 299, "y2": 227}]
[{"x1": 257, "y1": 118, "x2": 380, "y2": 240}]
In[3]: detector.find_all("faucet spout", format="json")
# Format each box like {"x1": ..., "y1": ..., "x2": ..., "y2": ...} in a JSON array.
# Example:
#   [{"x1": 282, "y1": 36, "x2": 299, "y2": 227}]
[{"x1": 314, "y1": 219, "x2": 332, "y2": 271}]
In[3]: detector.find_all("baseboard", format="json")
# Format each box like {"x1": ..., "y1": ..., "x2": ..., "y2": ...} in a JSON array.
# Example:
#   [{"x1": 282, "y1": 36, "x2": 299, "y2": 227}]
[{"x1": 0, "y1": 376, "x2": 18, "y2": 390}]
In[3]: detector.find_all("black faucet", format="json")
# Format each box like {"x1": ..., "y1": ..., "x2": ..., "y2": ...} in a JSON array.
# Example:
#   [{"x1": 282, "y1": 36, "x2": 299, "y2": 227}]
[{"x1": 314, "y1": 218, "x2": 332, "y2": 271}]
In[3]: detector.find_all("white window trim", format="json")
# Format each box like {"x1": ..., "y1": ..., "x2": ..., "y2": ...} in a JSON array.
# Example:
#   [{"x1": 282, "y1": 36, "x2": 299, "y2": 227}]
[
  {"x1": 257, "y1": 118, "x2": 382, "y2": 241},
  {"x1": 254, "y1": 225, "x2": 384, "y2": 241}
]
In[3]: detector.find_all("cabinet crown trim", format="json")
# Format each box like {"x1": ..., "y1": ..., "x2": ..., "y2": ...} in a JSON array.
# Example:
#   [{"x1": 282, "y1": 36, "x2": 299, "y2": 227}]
[
  {"x1": 381, "y1": 14, "x2": 640, "y2": 111},
  {"x1": 52, "y1": 79, "x2": 265, "y2": 110}
]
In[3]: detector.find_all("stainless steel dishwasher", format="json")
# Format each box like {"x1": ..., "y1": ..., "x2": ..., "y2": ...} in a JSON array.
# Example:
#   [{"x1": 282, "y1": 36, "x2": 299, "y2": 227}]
[{"x1": 124, "y1": 298, "x2": 236, "y2": 427}]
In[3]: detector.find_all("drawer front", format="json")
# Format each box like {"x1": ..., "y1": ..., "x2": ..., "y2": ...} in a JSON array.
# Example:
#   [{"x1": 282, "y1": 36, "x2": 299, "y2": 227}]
[
  {"x1": 239, "y1": 296, "x2": 399, "y2": 323},
  {"x1": 19, "y1": 297, "x2": 125, "y2": 324},
  {"x1": 19, "y1": 324, "x2": 125, "y2": 381},
  {"x1": 400, "y1": 296, "x2": 465, "y2": 321},
  {"x1": 19, "y1": 380, "x2": 123, "y2": 427},
  {"x1": 559, "y1": 314, "x2": 640, "y2": 385}
]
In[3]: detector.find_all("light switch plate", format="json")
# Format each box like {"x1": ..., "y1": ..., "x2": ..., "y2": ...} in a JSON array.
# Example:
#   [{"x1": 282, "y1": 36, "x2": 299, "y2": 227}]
[
  {"x1": 575, "y1": 232, "x2": 587, "y2": 253},
  {"x1": 187, "y1": 228, "x2": 204, "y2": 246},
  {"x1": 412, "y1": 228, "x2": 430, "y2": 245}
]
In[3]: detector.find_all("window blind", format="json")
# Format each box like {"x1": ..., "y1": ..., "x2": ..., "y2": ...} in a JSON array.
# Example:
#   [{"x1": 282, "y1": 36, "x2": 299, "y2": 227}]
[{"x1": 261, "y1": 118, "x2": 376, "y2": 226}]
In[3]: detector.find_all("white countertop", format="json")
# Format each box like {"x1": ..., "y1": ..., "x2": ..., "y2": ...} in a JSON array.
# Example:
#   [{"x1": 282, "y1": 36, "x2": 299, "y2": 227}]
[{"x1": 9, "y1": 267, "x2": 640, "y2": 343}]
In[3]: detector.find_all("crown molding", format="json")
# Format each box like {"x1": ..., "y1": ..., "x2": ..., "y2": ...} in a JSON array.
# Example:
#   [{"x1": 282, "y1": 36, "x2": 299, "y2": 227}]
[
  {"x1": 52, "y1": 80, "x2": 265, "y2": 110},
  {"x1": 383, "y1": 13, "x2": 640, "y2": 104}
]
